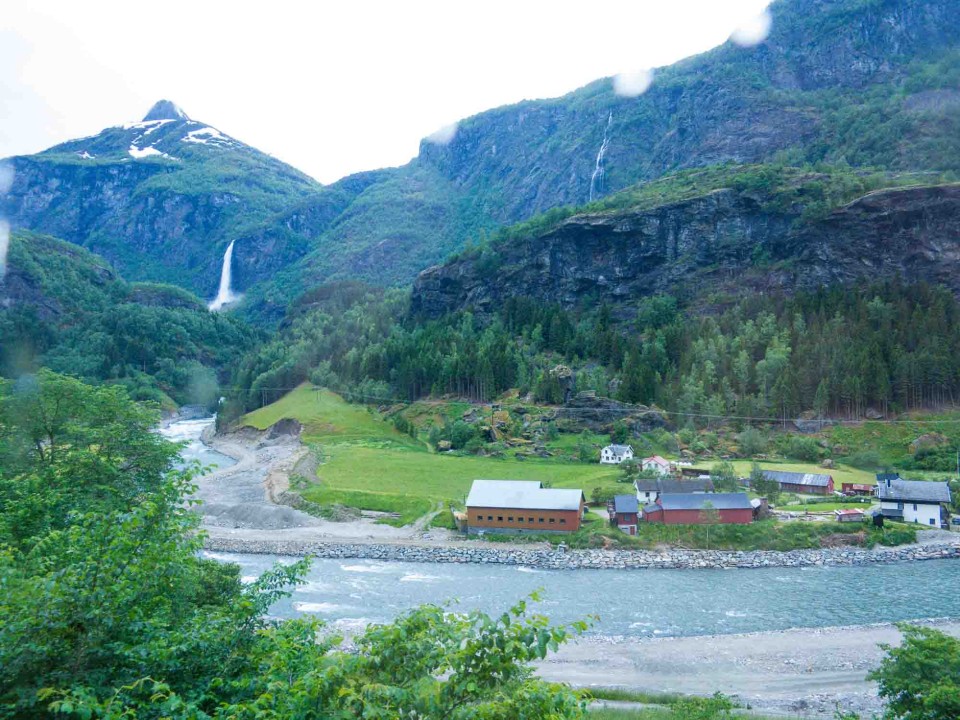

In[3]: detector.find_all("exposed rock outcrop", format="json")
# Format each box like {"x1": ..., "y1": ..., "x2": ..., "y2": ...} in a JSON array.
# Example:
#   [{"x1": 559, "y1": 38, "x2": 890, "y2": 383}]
[{"x1": 411, "y1": 184, "x2": 960, "y2": 319}]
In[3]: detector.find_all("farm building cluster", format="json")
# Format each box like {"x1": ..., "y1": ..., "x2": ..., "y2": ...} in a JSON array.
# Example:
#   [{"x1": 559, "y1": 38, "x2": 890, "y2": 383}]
[{"x1": 459, "y1": 459, "x2": 954, "y2": 536}]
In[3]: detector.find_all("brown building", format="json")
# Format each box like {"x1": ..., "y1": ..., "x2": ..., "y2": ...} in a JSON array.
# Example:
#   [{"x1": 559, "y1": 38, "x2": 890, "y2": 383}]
[
  {"x1": 642, "y1": 493, "x2": 754, "y2": 525},
  {"x1": 466, "y1": 480, "x2": 585, "y2": 534},
  {"x1": 609, "y1": 494, "x2": 639, "y2": 535}
]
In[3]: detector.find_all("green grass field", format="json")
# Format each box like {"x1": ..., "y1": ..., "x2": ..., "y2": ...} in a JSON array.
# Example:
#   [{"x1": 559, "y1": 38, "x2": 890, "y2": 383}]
[{"x1": 242, "y1": 386, "x2": 893, "y2": 530}]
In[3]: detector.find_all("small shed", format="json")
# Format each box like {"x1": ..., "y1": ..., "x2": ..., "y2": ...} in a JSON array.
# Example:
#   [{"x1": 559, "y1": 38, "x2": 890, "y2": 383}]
[
  {"x1": 841, "y1": 483, "x2": 874, "y2": 496},
  {"x1": 611, "y1": 494, "x2": 640, "y2": 535},
  {"x1": 834, "y1": 508, "x2": 865, "y2": 523}
]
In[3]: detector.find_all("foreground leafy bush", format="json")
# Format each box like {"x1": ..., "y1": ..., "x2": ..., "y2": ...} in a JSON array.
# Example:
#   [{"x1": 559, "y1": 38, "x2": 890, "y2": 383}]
[{"x1": 0, "y1": 372, "x2": 590, "y2": 719}]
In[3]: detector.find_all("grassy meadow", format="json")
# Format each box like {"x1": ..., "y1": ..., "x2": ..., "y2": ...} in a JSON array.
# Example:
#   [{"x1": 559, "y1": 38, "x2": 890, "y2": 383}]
[{"x1": 241, "y1": 385, "x2": 892, "y2": 532}]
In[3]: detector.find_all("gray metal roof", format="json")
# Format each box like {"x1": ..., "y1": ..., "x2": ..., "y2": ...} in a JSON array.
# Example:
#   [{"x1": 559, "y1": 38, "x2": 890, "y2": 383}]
[
  {"x1": 660, "y1": 478, "x2": 714, "y2": 493},
  {"x1": 876, "y1": 479, "x2": 951, "y2": 504},
  {"x1": 634, "y1": 478, "x2": 713, "y2": 494},
  {"x1": 763, "y1": 470, "x2": 833, "y2": 487},
  {"x1": 657, "y1": 493, "x2": 753, "y2": 511},
  {"x1": 604, "y1": 444, "x2": 633, "y2": 453},
  {"x1": 465, "y1": 479, "x2": 584, "y2": 511},
  {"x1": 613, "y1": 494, "x2": 639, "y2": 514}
]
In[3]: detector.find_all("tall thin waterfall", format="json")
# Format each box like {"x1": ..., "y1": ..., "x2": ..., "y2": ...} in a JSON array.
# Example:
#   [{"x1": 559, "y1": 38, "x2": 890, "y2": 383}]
[
  {"x1": 208, "y1": 240, "x2": 239, "y2": 311},
  {"x1": 588, "y1": 112, "x2": 613, "y2": 202}
]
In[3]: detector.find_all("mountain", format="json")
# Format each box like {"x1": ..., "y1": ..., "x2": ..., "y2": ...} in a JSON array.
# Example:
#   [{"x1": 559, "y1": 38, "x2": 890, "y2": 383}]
[
  {"x1": 0, "y1": 229, "x2": 255, "y2": 407},
  {"x1": 0, "y1": 101, "x2": 319, "y2": 299},
  {"x1": 247, "y1": 0, "x2": 960, "y2": 312},
  {"x1": 3, "y1": 0, "x2": 959, "y2": 316},
  {"x1": 410, "y1": 165, "x2": 960, "y2": 319}
]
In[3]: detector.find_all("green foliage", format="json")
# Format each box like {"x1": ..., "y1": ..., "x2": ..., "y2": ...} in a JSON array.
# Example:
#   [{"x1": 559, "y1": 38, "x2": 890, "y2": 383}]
[
  {"x1": 610, "y1": 420, "x2": 630, "y2": 444},
  {"x1": 780, "y1": 435, "x2": 822, "y2": 463},
  {"x1": 1, "y1": 232, "x2": 256, "y2": 407},
  {"x1": 736, "y1": 427, "x2": 768, "y2": 457},
  {"x1": 0, "y1": 372, "x2": 591, "y2": 719},
  {"x1": 870, "y1": 625, "x2": 960, "y2": 720},
  {"x1": 750, "y1": 462, "x2": 782, "y2": 503},
  {"x1": 710, "y1": 461, "x2": 738, "y2": 491}
]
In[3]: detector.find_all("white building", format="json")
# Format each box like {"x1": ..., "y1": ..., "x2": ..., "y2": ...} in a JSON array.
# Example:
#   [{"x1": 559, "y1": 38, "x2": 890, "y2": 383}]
[
  {"x1": 875, "y1": 477, "x2": 951, "y2": 527},
  {"x1": 600, "y1": 444, "x2": 634, "y2": 464},
  {"x1": 640, "y1": 455, "x2": 671, "y2": 476}
]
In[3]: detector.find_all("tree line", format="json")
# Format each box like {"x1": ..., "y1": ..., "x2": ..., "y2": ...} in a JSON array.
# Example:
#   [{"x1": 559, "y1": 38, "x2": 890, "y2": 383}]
[{"x1": 232, "y1": 280, "x2": 960, "y2": 425}]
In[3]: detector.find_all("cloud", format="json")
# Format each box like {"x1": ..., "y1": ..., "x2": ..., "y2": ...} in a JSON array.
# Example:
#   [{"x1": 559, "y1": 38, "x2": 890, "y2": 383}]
[
  {"x1": 424, "y1": 122, "x2": 458, "y2": 146},
  {"x1": 613, "y1": 69, "x2": 653, "y2": 98},
  {"x1": 730, "y1": 10, "x2": 772, "y2": 47}
]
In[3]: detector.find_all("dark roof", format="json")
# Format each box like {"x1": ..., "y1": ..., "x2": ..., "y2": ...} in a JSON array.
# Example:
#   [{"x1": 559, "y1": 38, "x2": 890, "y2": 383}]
[
  {"x1": 660, "y1": 478, "x2": 714, "y2": 494},
  {"x1": 604, "y1": 444, "x2": 633, "y2": 453},
  {"x1": 634, "y1": 478, "x2": 714, "y2": 494},
  {"x1": 763, "y1": 470, "x2": 833, "y2": 488},
  {"x1": 876, "y1": 479, "x2": 951, "y2": 504},
  {"x1": 613, "y1": 494, "x2": 639, "y2": 514},
  {"x1": 658, "y1": 492, "x2": 753, "y2": 511},
  {"x1": 876, "y1": 473, "x2": 901, "y2": 483}
]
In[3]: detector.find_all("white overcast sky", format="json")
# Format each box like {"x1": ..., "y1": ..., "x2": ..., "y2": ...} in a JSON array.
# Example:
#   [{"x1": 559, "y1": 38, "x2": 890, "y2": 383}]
[{"x1": 1, "y1": 1, "x2": 770, "y2": 184}]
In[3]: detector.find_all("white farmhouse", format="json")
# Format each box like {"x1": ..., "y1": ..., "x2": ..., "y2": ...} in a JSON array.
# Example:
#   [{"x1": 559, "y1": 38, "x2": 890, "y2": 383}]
[
  {"x1": 600, "y1": 444, "x2": 634, "y2": 464},
  {"x1": 640, "y1": 455, "x2": 671, "y2": 476},
  {"x1": 875, "y1": 477, "x2": 951, "y2": 527}
]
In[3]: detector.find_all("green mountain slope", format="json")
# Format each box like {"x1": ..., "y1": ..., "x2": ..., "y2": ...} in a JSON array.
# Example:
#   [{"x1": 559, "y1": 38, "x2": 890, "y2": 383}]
[
  {"x1": 0, "y1": 231, "x2": 256, "y2": 407},
  {"x1": 3, "y1": 0, "x2": 958, "y2": 316},
  {"x1": 1, "y1": 101, "x2": 319, "y2": 299}
]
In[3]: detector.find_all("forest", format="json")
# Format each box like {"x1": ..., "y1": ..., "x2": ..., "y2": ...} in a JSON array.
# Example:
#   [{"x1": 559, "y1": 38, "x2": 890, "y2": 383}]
[{"x1": 232, "y1": 279, "x2": 960, "y2": 425}]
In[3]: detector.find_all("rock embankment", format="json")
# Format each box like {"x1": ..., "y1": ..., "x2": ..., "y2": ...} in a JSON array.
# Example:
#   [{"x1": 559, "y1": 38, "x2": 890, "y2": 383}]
[{"x1": 203, "y1": 536, "x2": 960, "y2": 570}]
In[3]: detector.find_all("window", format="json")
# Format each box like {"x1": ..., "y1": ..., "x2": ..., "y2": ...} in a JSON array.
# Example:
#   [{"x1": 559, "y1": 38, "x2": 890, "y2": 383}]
[
  {"x1": 930, "y1": 518, "x2": 936, "y2": 525},
  {"x1": 497, "y1": 516, "x2": 503, "y2": 522},
  {"x1": 517, "y1": 517, "x2": 524, "y2": 523},
  {"x1": 508, "y1": 517, "x2": 514, "y2": 522},
  {"x1": 529, "y1": 517, "x2": 534, "y2": 523},
  {"x1": 560, "y1": 518, "x2": 566, "y2": 524},
  {"x1": 913, "y1": 503, "x2": 918, "y2": 511},
  {"x1": 487, "y1": 515, "x2": 493, "y2": 521},
  {"x1": 539, "y1": 518, "x2": 545, "y2": 523},
  {"x1": 549, "y1": 518, "x2": 555, "y2": 524}
]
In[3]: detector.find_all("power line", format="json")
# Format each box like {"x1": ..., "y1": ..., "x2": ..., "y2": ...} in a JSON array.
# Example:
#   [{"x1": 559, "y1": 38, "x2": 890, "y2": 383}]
[{"x1": 242, "y1": 385, "x2": 960, "y2": 426}]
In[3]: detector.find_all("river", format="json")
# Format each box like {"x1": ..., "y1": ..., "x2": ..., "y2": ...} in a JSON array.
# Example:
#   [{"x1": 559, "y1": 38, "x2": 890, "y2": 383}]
[{"x1": 166, "y1": 418, "x2": 960, "y2": 640}]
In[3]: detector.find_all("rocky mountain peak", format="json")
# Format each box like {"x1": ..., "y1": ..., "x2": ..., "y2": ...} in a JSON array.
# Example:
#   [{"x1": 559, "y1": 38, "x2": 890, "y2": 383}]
[{"x1": 142, "y1": 100, "x2": 190, "y2": 122}]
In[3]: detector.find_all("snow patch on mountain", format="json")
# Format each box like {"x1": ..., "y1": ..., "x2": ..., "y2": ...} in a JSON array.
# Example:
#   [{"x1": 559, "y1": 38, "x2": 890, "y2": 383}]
[
  {"x1": 128, "y1": 145, "x2": 175, "y2": 161},
  {"x1": 182, "y1": 127, "x2": 234, "y2": 146}
]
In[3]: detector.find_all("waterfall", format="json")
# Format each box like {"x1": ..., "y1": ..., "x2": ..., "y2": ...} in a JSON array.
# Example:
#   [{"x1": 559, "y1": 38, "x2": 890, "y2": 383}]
[
  {"x1": 208, "y1": 240, "x2": 239, "y2": 311},
  {"x1": 588, "y1": 112, "x2": 613, "y2": 203}
]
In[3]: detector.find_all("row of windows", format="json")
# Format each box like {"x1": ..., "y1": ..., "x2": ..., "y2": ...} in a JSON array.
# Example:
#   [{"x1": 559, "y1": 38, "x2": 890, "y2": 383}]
[{"x1": 480, "y1": 515, "x2": 566, "y2": 525}]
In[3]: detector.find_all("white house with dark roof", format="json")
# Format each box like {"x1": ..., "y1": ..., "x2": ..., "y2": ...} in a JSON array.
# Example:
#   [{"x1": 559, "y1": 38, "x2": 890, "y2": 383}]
[
  {"x1": 875, "y1": 477, "x2": 951, "y2": 527},
  {"x1": 600, "y1": 444, "x2": 634, "y2": 464}
]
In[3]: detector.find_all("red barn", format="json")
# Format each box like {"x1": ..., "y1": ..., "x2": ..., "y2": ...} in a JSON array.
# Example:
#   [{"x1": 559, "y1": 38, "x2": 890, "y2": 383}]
[
  {"x1": 763, "y1": 471, "x2": 834, "y2": 495},
  {"x1": 841, "y1": 483, "x2": 874, "y2": 496},
  {"x1": 609, "y1": 494, "x2": 640, "y2": 535},
  {"x1": 642, "y1": 493, "x2": 754, "y2": 525}
]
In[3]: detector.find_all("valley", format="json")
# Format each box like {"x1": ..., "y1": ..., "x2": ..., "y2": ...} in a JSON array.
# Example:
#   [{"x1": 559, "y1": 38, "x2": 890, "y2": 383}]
[{"x1": 5, "y1": 0, "x2": 960, "y2": 716}]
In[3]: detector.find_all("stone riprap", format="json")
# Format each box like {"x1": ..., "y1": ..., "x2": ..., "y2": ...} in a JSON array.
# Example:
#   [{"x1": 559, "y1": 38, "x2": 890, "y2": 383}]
[{"x1": 203, "y1": 536, "x2": 960, "y2": 570}]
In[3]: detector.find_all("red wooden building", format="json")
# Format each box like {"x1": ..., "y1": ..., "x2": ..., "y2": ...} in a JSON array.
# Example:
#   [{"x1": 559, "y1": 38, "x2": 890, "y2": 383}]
[
  {"x1": 466, "y1": 480, "x2": 586, "y2": 534},
  {"x1": 642, "y1": 493, "x2": 754, "y2": 525}
]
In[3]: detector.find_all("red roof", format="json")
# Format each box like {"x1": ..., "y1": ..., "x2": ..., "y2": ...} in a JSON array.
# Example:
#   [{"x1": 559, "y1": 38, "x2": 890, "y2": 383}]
[{"x1": 643, "y1": 455, "x2": 670, "y2": 467}]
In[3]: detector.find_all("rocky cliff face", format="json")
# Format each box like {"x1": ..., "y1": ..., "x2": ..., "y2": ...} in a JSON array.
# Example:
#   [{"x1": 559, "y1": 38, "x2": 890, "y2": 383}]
[{"x1": 410, "y1": 183, "x2": 960, "y2": 319}]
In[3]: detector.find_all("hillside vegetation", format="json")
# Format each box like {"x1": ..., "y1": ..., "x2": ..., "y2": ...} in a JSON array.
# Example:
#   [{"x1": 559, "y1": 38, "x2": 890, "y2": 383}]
[{"x1": 0, "y1": 231, "x2": 256, "y2": 408}]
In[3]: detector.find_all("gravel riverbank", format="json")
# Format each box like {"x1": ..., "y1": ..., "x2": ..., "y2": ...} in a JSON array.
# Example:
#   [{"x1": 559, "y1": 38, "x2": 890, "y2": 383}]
[{"x1": 541, "y1": 619, "x2": 960, "y2": 718}]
